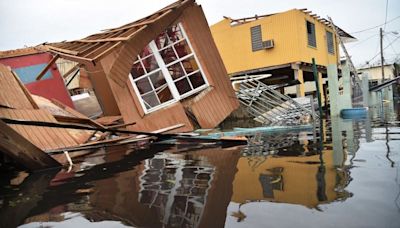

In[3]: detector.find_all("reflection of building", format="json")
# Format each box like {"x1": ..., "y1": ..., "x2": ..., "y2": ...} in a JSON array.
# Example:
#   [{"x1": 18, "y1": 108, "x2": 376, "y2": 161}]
[
  {"x1": 86, "y1": 146, "x2": 241, "y2": 227},
  {"x1": 232, "y1": 132, "x2": 352, "y2": 209},
  {"x1": 139, "y1": 154, "x2": 214, "y2": 227}
]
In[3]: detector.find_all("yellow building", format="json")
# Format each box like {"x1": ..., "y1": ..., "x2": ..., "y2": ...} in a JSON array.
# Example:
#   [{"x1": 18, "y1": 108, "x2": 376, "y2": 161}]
[{"x1": 210, "y1": 9, "x2": 355, "y2": 100}]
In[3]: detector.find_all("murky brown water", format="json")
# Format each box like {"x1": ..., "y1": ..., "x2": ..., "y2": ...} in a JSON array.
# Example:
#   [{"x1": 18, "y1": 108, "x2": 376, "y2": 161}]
[{"x1": 1, "y1": 104, "x2": 400, "y2": 228}]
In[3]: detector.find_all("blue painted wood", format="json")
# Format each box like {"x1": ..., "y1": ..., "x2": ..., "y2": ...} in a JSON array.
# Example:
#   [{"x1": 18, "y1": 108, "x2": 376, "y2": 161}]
[{"x1": 14, "y1": 64, "x2": 53, "y2": 84}]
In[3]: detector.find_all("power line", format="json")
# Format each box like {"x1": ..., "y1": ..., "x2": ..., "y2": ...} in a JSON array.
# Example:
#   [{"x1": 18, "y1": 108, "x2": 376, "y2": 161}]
[
  {"x1": 365, "y1": 36, "x2": 400, "y2": 64},
  {"x1": 348, "y1": 33, "x2": 379, "y2": 50},
  {"x1": 350, "y1": 15, "x2": 400, "y2": 34},
  {"x1": 384, "y1": 0, "x2": 389, "y2": 30}
]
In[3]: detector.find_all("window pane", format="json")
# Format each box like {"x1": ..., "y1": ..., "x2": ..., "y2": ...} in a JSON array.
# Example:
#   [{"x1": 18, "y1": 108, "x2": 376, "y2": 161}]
[
  {"x1": 181, "y1": 56, "x2": 199, "y2": 74},
  {"x1": 167, "y1": 25, "x2": 184, "y2": 42},
  {"x1": 149, "y1": 71, "x2": 167, "y2": 89},
  {"x1": 189, "y1": 72, "x2": 206, "y2": 89},
  {"x1": 142, "y1": 54, "x2": 159, "y2": 73},
  {"x1": 136, "y1": 77, "x2": 152, "y2": 94},
  {"x1": 167, "y1": 62, "x2": 185, "y2": 80},
  {"x1": 131, "y1": 61, "x2": 145, "y2": 79},
  {"x1": 142, "y1": 92, "x2": 160, "y2": 108},
  {"x1": 174, "y1": 40, "x2": 191, "y2": 58},
  {"x1": 156, "y1": 86, "x2": 173, "y2": 103},
  {"x1": 139, "y1": 45, "x2": 153, "y2": 58},
  {"x1": 155, "y1": 32, "x2": 172, "y2": 50},
  {"x1": 159, "y1": 47, "x2": 177, "y2": 64},
  {"x1": 175, "y1": 78, "x2": 192, "y2": 95}
]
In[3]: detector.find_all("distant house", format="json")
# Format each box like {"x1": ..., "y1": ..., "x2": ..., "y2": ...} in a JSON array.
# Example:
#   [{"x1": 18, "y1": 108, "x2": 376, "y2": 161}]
[
  {"x1": 0, "y1": 48, "x2": 74, "y2": 108},
  {"x1": 358, "y1": 64, "x2": 398, "y2": 86},
  {"x1": 210, "y1": 9, "x2": 355, "y2": 102},
  {"x1": 43, "y1": 0, "x2": 239, "y2": 132}
]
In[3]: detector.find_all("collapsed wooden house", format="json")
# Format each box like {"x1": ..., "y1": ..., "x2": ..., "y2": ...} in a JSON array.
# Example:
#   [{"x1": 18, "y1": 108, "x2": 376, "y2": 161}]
[
  {"x1": 0, "y1": 47, "x2": 75, "y2": 108},
  {"x1": 42, "y1": 0, "x2": 239, "y2": 132}
]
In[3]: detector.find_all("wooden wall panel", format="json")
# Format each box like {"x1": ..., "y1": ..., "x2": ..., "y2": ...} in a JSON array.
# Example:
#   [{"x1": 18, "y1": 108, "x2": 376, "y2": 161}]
[
  {"x1": 179, "y1": 5, "x2": 239, "y2": 128},
  {"x1": 86, "y1": 64, "x2": 120, "y2": 116},
  {"x1": 0, "y1": 64, "x2": 34, "y2": 109},
  {"x1": 0, "y1": 109, "x2": 78, "y2": 151}
]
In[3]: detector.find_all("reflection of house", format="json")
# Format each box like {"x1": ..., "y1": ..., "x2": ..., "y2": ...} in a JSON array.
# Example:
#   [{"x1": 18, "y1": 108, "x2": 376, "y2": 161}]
[
  {"x1": 232, "y1": 140, "x2": 351, "y2": 208},
  {"x1": 86, "y1": 146, "x2": 241, "y2": 227},
  {"x1": 211, "y1": 9, "x2": 355, "y2": 102},
  {"x1": 42, "y1": 0, "x2": 239, "y2": 132},
  {"x1": 0, "y1": 47, "x2": 74, "y2": 108}
]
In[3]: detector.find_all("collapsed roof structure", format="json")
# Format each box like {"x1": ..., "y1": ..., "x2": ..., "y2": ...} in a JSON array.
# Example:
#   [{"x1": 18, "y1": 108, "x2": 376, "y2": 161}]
[{"x1": 42, "y1": 0, "x2": 239, "y2": 132}]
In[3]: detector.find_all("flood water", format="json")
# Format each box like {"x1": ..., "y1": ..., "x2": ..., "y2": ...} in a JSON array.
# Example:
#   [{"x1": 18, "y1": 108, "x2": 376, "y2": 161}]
[{"x1": 1, "y1": 104, "x2": 400, "y2": 228}]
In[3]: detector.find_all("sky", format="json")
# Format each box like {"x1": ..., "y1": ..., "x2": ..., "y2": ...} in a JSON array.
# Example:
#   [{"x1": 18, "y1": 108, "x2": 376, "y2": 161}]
[{"x1": 0, "y1": 0, "x2": 399, "y2": 68}]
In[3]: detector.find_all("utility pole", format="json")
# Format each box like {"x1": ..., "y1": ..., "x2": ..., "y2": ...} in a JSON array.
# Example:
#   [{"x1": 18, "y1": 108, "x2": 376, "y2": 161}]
[{"x1": 380, "y1": 27, "x2": 385, "y2": 82}]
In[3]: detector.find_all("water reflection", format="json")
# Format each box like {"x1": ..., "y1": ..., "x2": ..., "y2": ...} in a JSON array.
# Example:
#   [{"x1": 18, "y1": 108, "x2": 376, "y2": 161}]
[
  {"x1": 231, "y1": 131, "x2": 352, "y2": 213},
  {"x1": 1, "y1": 105, "x2": 399, "y2": 228}
]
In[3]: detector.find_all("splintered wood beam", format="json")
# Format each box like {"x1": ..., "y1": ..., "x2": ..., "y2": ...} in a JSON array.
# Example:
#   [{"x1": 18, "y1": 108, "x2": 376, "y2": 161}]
[
  {"x1": 62, "y1": 64, "x2": 81, "y2": 79},
  {"x1": 35, "y1": 54, "x2": 59, "y2": 81},
  {"x1": 78, "y1": 37, "x2": 130, "y2": 43},
  {"x1": 48, "y1": 46, "x2": 80, "y2": 56},
  {"x1": 0, "y1": 119, "x2": 61, "y2": 171}
]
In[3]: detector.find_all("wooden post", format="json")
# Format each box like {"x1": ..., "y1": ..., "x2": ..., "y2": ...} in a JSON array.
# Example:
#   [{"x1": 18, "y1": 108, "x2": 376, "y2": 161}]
[
  {"x1": 0, "y1": 119, "x2": 61, "y2": 170},
  {"x1": 294, "y1": 68, "x2": 305, "y2": 97},
  {"x1": 362, "y1": 73, "x2": 370, "y2": 108},
  {"x1": 312, "y1": 58, "x2": 323, "y2": 118},
  {"x1": 35, "y1": 54, "x2": 59, "y2": 81}
]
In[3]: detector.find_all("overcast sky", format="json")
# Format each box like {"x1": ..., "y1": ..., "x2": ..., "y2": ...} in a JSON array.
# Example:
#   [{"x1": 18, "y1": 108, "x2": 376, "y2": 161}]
[{"x1": 0, "y1": 0, "x2": 399, "y2": 67}]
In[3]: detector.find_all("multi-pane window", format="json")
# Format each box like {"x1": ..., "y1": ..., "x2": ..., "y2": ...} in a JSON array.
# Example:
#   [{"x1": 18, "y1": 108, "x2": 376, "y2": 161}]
[
  {"x1": 250, "y1": 25, "x2": 263, "y2": 51},
  {"x1": 326, "y1": 31, "x2": 335, "y2": 54},
  {"x1": 129, "y1": 23, "x2": 208, "y2": 113},
  {"x1": 306, "y1": 21, "x2": 316, "y2": 48}
]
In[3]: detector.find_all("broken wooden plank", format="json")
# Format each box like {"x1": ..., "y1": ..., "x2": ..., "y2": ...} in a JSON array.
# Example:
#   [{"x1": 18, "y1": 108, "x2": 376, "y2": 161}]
[
  {"x1": 0, "y1": 117, "x2": 178, "y2": 138},
  {"x1": 0, "y1": 119, "x2": 61, "y2": 170},
  {"x1": 107, "y1": 121, "x2": 136, "y2": 129},
  {"x1": 62, "y1": 63, "x2": 81, "y2": 79},
  {"x1": 35, "y1": 54, "x2": 60, "y2": 80},
  {"x1": 95, "y1": 115, "x2": 122, "y2": 125}
]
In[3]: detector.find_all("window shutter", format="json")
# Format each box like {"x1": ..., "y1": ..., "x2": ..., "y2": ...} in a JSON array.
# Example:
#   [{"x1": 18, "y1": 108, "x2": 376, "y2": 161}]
[
  {"x1": 306, "y1": 21, "x2": 316, "y2": 47},
  {"x1": 251, "y1": 25, "x2": 263, "y2": 51},
  {"x1": 326, "y1": 31, "x2": 334, "y2": 54}
]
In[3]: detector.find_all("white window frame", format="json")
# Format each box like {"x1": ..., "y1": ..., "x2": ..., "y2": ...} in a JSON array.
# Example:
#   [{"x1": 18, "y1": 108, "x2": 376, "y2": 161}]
[{"x1": 129, "y1": 23, "x2": 209, "y2": 114}]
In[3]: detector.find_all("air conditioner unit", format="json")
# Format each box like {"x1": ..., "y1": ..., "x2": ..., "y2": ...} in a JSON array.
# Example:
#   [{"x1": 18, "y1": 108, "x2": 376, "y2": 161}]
[{"x1": 262, "y1": 39, "x2": 274, "y2": 49}]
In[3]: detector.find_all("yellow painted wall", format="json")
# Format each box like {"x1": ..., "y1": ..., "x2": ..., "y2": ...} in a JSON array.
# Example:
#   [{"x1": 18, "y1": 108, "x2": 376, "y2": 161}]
[
  {"x1": 231, "y1": 150, "x2": 341, "y2": 208},
  {"x1": 210, "y1": 9, "x2": 339, "y2": 75}
]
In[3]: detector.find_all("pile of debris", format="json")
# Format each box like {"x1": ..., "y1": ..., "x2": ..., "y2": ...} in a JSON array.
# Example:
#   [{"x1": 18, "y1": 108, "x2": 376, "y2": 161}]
[{"x1": 0, "y1": 64, "x2": 185, "y2": 171}]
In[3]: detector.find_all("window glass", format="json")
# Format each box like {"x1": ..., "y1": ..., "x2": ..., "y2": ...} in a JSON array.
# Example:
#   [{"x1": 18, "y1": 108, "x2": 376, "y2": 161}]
[
  {"x1": 129, "y1": 23, "x2": 208, "y2": 113},
  {"x1": 159, "y1": 46, "x2": 178, "y2": 64},
  {"x1": 174, "y1": 40, "x2": 191, "y2": 58},
  {"x1": 175, "y1": 78, "x2": 192, "y2": 95},
  {"x1": 181, "y1": 57, "x2": 199, "y2": 74},
  {"x1": 136, "y1": 77, "x2": 152, "y2": 94},
  {"x1": 168, "y1": 62, "x2": 185, "y2": 80},
  {"x1": 141, "y1": 54, "x2": 159, "y2": 73},
  {"x1": 131, "y1": 61, "x2": 145, "y2": 79},
  {"x1": 189, "y1": 72, "x2": 206, "y2": 89}
]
